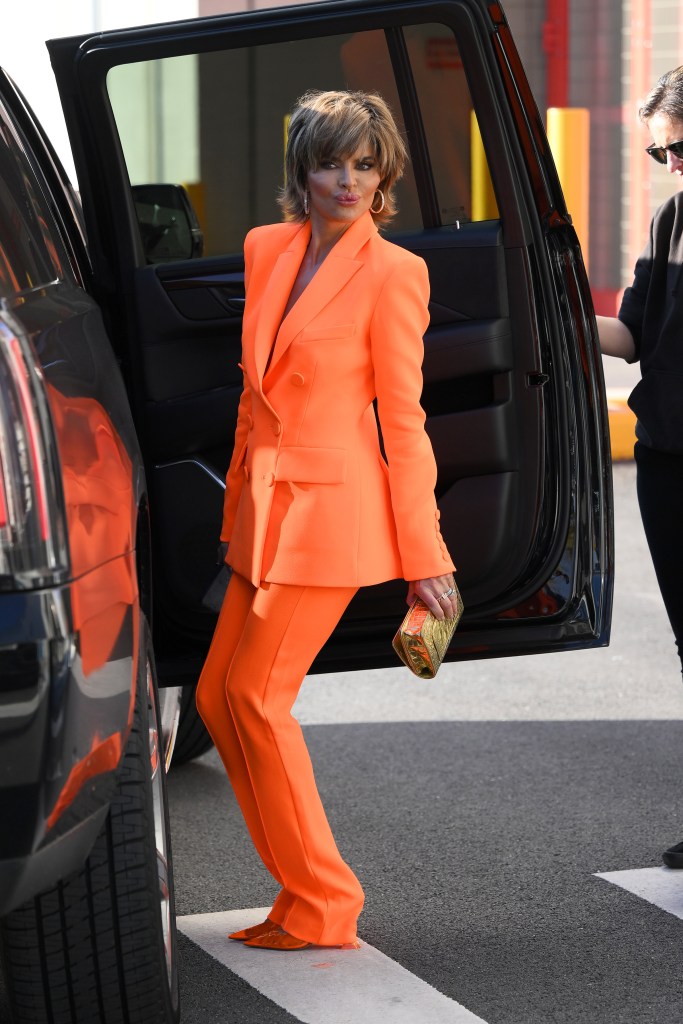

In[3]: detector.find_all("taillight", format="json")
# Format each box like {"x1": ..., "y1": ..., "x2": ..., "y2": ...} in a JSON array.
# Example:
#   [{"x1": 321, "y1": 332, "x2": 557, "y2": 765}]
[{"x1": 0, "y1": 315, "x2": 68, "y2": 588}]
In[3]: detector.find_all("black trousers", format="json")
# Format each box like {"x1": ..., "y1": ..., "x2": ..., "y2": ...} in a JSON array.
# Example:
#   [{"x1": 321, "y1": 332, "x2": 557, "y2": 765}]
[{"x1": 635, "y1": 441, "x2": 683, "y2": 675}]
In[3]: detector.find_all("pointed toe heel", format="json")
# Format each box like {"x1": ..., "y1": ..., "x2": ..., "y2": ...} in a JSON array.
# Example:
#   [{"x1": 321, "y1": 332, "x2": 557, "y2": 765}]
[
  {"x1": 244, "y1": 927, "x2": 311, "y2": 950},
  {"x1": 244, "y1": 926, "x2": 361, "y2": 951},
  {"x1": 228, "y1": 918, "x2": 277, "y2": 941}
]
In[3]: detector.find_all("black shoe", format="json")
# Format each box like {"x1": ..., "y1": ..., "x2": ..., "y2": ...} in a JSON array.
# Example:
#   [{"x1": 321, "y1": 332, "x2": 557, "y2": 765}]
[{"x1": 662, "y1": 840, "x2": 683, "y2": 869}]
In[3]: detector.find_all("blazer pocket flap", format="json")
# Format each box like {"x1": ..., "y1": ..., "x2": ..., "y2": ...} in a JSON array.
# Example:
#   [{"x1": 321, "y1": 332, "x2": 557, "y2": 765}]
[
  {"x1": 275, "y1": 447, "x2": 347, "y2": 484},
  {"x1": 300, "y1": 324, "x2": 356, "y2": 342}
]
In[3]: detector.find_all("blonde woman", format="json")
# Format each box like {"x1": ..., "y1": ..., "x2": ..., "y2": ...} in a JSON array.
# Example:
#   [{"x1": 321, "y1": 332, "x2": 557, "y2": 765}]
[{"x1": 196, "y1": 90, "x2": 456, "y2": 950}]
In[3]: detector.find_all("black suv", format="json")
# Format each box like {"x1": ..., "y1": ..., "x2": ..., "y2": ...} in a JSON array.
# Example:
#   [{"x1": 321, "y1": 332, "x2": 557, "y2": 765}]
[{"x1": 0, "y1": 2, "x2": 613, "y2": 1022}]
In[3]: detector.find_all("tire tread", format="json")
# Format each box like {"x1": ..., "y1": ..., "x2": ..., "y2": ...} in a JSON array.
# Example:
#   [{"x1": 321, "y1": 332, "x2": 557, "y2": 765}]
[{"x1": 0, "y1": 629, "x2": 179, "y2": 1024}]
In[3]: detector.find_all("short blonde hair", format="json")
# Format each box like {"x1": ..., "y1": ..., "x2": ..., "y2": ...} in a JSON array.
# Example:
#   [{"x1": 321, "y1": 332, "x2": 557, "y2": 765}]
[{"x1": 279, "y1": 90, "x2": 407, "y2": 226}]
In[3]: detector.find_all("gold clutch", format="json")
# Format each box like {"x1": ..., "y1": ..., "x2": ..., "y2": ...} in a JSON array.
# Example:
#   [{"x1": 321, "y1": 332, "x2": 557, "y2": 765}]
[{"x1": 392, "y1": 588, "x2": 464, "y2": 679}]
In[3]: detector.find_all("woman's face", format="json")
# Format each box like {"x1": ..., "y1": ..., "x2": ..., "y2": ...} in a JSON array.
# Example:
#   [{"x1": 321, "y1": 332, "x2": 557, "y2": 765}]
[
  {"x1": 647, "y1": 113, "x2": 683, "y2": 175},
  {"x1": 306, "y1": 144, "x2": 381, "y2": 229}
]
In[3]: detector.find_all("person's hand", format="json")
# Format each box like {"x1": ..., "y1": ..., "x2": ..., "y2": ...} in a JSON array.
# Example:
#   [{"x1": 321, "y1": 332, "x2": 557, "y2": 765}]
[{"x1": 407, "y1": 575, "x2": 457, "y2": 621}]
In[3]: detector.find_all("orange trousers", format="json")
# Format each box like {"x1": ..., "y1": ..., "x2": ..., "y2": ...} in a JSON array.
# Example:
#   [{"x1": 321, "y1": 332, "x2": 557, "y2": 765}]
[{"x1": 195, "y1": 571, "x2": 363, "y2": 945}]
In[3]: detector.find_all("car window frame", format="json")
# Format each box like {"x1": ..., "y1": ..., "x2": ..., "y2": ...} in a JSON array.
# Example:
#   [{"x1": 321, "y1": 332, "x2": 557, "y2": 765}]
[{"x1": 49, "y1": 0, "x2": 535, "y2": 283}]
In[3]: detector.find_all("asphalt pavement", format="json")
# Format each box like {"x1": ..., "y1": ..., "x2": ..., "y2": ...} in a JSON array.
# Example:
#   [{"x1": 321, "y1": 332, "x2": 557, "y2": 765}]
[{"x1": 166, "y1": 462, "x2": 683, "y2": 1024}]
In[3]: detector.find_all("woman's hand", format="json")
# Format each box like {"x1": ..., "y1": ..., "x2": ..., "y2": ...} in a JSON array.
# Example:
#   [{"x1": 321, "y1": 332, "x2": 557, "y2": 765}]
[{"x1": 408, "y1": 575, "x2": 458, "y2": 621}]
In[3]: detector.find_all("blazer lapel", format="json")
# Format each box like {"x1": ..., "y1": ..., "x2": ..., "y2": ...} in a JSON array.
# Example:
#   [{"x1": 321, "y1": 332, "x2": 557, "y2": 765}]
[
  {"x1": 253, "y1": 222, "x2": 311, "y2": 385},
  {"x1": 264, "y1": 212, "x2": 377, "y2": 381}
]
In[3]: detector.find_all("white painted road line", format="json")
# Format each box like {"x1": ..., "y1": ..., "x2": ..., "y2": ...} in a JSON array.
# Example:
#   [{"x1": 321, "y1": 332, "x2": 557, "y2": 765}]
[
  {"x1": 595, "y1": 866, "x2": 683, "y2": 921},
  {"x1": 177, "y1": 907, "x2": 488, "y2": 1024}
]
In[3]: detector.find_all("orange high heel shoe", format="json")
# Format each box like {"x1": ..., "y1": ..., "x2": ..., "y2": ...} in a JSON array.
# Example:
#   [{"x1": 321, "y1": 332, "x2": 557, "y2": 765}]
[
  {"x1": 228, "y1": 918, "x2": 277, "y2": 942},
  {"x1": 244, "y1": 926, "x2": 361, "y2": 951}
]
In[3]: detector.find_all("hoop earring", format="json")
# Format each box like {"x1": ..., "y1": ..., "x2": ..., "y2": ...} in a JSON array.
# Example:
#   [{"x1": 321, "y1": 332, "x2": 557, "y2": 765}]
[
  {"x1": 370, "y1": 189, "x2": 385, "y2": 214},
  {"x1": 303, "y1": 191, "x2": 310, "y2": 216}
]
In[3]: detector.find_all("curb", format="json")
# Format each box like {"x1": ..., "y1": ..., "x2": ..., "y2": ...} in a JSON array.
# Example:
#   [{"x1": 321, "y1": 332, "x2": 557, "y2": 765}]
[{"x1": 606, "y1": 388, "x2": 636, "y2": 462}]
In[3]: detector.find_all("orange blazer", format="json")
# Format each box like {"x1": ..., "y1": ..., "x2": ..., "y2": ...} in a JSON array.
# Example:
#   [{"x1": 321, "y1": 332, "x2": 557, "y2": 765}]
[{"x1": 221, "y1": 210, "x2": 455, "y2": 588}]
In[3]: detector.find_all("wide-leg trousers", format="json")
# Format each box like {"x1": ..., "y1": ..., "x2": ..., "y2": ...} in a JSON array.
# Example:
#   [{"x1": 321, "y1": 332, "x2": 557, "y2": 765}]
[{"x1": 195, "y1": 571, "x2": 363, "y2": 945}]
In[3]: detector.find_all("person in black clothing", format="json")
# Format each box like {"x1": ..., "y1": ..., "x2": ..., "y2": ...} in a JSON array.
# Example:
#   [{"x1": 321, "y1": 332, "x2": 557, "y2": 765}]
[{"x1": 598, "y1": 64, "x2": 683, "y2": 870}]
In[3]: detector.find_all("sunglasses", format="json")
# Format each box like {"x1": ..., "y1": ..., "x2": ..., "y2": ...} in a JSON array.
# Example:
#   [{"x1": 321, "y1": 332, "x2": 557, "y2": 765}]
[{"x1": 646, "y1": 140, "x2": 683, "y2": 164}]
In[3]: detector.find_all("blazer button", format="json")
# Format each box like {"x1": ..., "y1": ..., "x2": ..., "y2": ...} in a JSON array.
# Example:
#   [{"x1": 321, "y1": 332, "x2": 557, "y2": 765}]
[
  {"x1": 272, "y1": 422, "x2": 282, "y2": 435},
  {"x1": 290, "y1": 372, "x2": 305, "y2": 387},
  {"x1": 264, "y1": 472, "x2": 275, "y2": 486}
]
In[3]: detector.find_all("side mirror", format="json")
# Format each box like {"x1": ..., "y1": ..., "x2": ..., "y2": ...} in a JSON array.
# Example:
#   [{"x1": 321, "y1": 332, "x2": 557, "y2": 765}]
[{"x1": 131, "y1": 183, "x2": 204, "y2": 264}]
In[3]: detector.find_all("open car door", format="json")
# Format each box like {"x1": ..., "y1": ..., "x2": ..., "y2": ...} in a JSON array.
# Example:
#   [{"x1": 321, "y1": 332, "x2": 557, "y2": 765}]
[{"x1": 47, "y1": 0, "x2": 613, "y2": 678}]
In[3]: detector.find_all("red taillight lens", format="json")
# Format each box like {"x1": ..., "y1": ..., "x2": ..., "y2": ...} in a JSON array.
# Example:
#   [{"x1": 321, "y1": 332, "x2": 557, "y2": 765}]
[{"x1": 0, "y1": 315, "x2": 68, "y2": 588}]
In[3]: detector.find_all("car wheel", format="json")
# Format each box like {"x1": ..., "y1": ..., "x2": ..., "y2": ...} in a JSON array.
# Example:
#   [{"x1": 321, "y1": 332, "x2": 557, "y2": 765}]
[
  {"x1": 171, "y1": 683, "x2": 214, "y2": 764},
  {"x1": 0, "y1": 620, "x2": 180, "y2": 1024}
]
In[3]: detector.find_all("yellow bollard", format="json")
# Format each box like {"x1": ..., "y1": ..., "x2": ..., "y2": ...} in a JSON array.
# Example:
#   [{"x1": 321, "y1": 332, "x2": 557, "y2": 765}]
[
  {"x1": 546, "y1": 107, "x2": 590, "y2": 271},
  {"x1": 183, "y1": 182, "x2": 205, "y2": 231},
  {"x1": 470, "y1": 111, "x2": 498, "y2": 221},
  {"x1": 606, "y1": 388, "x2": 638, "y2": 461}
]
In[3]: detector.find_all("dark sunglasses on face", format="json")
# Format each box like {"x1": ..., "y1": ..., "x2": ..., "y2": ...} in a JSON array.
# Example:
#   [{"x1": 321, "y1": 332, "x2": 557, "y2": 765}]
[{"x1": 646, "y1": 140, "x2": 683, "y2": 164}]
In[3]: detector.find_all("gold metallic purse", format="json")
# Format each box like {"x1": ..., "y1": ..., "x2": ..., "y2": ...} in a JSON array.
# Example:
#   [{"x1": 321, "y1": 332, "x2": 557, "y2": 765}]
[{"x1": 392, "y1": 588, "x2": 464, "y2": 679}]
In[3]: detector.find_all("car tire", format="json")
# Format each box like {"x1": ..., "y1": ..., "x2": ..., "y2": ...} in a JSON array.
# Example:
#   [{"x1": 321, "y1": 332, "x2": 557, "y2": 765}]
[
  {"x1": 0, "y1": 619, "x2": 180, "y2": 1024},
  {"x1": 170, "y1": 683, "x2": 214, "y2": 764}
]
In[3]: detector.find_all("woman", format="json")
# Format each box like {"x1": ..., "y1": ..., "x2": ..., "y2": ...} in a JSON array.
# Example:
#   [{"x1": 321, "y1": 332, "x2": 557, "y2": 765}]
[
  {"x1": 597, "y1": 66, "x2": 683, "y2": 869},
  {"x1": 195, "y1": 90, "x2": 457, "y2": 950}
]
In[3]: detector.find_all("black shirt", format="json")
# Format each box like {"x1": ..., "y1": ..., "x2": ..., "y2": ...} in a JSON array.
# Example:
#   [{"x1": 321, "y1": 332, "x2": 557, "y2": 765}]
[{"x1": 619, "y1": 191, "x2": 683, "y2": 451}]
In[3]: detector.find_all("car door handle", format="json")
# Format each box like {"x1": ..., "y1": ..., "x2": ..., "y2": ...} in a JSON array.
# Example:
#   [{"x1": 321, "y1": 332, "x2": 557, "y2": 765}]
[{"x1": 209, "y1": 288, "x2": 245, "y2": 315}]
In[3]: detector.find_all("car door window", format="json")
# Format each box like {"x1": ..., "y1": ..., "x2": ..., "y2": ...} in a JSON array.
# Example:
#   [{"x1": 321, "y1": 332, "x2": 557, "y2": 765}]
[
  {"x1": 405, "y1": 22, "x2": 498, "y2": 224},
  {"x1": 106, "y1": 24, "x2": 497, "y2": 259}
]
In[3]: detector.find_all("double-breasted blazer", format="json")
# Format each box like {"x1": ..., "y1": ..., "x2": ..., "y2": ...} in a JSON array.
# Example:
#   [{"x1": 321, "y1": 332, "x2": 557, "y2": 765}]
[{"x1": 220, "y1": 210, "x2": 455, "y2": 588}]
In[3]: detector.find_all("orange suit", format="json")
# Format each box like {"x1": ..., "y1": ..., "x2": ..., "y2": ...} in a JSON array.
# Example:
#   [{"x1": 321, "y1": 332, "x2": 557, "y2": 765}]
[
  {"x1": 221, "y1": 210, "x2": 454, "y2": 585},
  {"x1": 197, "y1": 211, "x2": 454, "y2": 945}
]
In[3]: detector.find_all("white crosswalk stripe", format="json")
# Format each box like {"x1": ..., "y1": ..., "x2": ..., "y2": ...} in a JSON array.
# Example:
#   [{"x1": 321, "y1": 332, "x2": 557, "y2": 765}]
[
  {"x1": 178, "y1": 907, "x2": 488, "y2": 1024},
  {"x1": 595, "y1": 866, "x2": 683, "y2": 921}
]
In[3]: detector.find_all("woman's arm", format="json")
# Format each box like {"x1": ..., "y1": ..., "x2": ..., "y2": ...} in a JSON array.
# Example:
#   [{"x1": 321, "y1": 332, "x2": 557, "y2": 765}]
[
  {"x1": 596, "y1": 315, "x2": 637, "y2": 362},
  {"x1": 369, "y1": 254, "x2": 456, "y2": 618},
  {"x1": 220, "y1": 231, "x2": 257, "y2": 544},
  {"x1": 220, "y1": 371, "x2": 252, "y2": 544}
]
